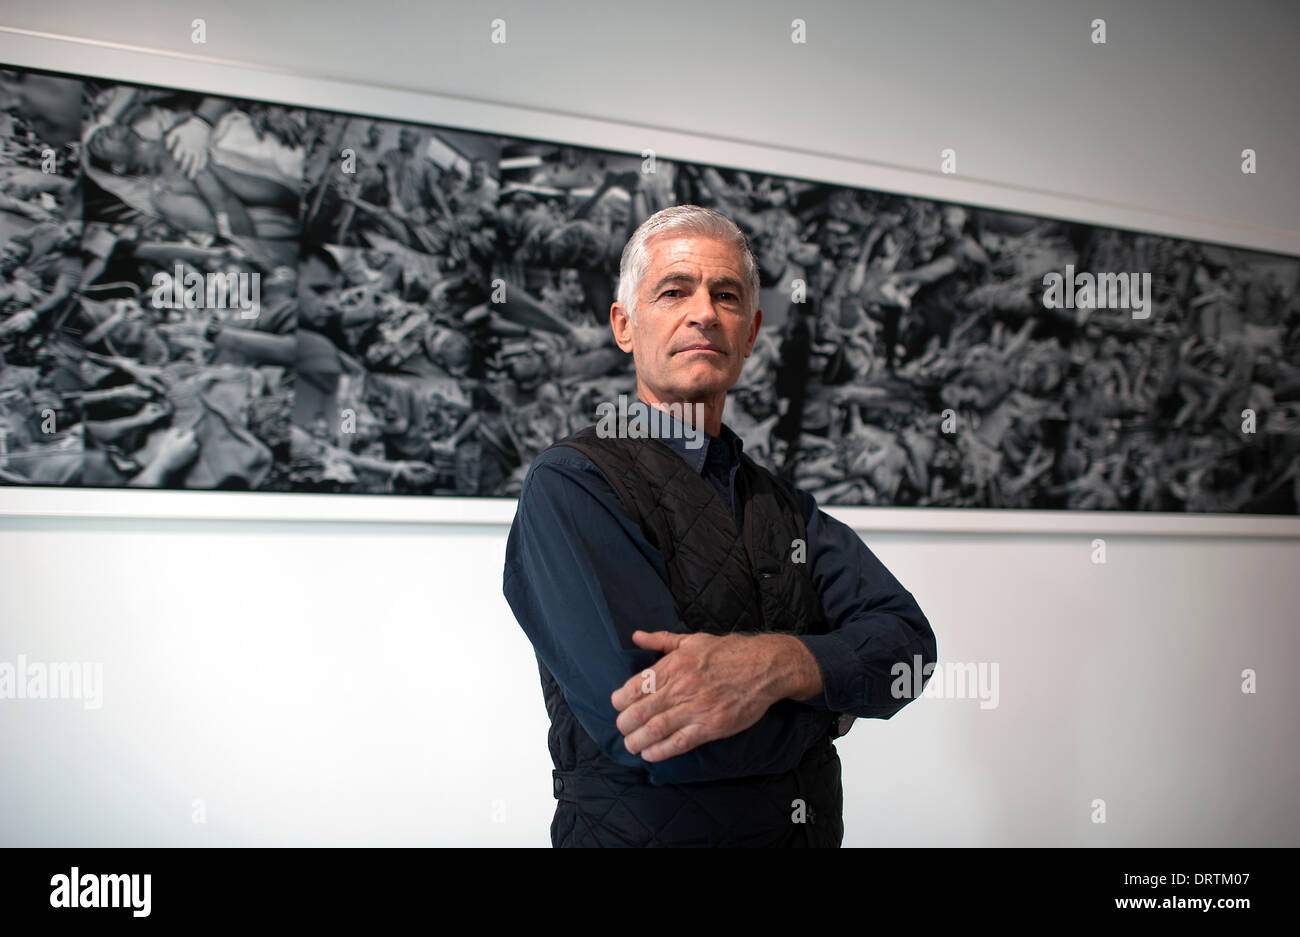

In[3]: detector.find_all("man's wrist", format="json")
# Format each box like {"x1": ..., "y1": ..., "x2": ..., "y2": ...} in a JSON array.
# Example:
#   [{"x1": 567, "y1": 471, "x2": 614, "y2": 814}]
[{"x1": 762, "y1": 633, "x2": 824, "y2": 703}]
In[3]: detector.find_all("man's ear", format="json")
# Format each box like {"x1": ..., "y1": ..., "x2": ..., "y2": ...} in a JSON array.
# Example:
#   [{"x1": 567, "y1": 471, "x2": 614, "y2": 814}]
[
  {"x1": 610, "y1": 301, "x2": 635, "y2": 353},
  {"x1": 744, "y1": 306, "x2": 763, "y2": 357}
]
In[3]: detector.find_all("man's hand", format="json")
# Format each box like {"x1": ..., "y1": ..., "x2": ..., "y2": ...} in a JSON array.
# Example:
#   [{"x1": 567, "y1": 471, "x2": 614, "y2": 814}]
[
  {"x1": 392, "y1": 460, "x2": 435, "y2": 485},
  {"x1": 611, "y1": 630, "x2": 822, "y2": 764},
  {"x1": 164, "y1": 116, "x2": 213, "y2": 180}
]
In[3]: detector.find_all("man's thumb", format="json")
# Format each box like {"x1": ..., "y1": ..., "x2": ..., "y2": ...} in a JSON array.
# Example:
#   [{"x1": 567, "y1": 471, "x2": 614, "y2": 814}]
[{"x1": 631, "y1": 630, "x2": 684, "y2": 651}]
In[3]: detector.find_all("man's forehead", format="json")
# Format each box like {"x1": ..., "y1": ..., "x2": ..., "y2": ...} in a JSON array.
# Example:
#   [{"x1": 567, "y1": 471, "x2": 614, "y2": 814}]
[{"x1": 644, "y1": 235, "x2": 744, "y2": 277}]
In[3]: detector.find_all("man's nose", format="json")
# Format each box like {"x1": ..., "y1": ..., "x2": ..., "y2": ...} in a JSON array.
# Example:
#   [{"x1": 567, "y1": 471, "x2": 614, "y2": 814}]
[{"x1": 685, "y1": 292, "x2": 720, "y2": 328}]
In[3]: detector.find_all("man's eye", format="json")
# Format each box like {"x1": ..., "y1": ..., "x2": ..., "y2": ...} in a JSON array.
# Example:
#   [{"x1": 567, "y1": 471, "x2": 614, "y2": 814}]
[{"x1": 661, "y1": 289, "x2": 681, "y2": 298}]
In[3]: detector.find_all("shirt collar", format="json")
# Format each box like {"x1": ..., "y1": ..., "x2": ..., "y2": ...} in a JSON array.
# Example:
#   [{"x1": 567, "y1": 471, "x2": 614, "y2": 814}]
[{"x1": 632, "y1": 392, "x2": 744, "y2": 475}]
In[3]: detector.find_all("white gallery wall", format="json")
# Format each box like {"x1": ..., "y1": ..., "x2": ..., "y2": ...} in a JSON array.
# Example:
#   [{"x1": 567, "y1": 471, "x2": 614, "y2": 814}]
[{"x1": 1, "y1": 0, "x2": 1298, "y2": 846}]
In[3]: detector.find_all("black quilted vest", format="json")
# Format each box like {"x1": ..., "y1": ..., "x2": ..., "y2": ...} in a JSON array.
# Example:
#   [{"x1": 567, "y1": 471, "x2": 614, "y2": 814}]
[{"x1": 537, "y1": 423, "x2": 844, "y2": 847}]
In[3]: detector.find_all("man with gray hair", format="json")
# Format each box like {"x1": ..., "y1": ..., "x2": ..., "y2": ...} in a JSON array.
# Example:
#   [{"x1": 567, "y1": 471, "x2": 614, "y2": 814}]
[{"x1": 503, "y1": 204, "x2": 936, "y2": 847}]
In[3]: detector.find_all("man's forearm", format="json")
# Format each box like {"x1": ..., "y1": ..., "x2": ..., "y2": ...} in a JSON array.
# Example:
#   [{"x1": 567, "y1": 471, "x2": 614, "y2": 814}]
[
  {"x1": 213, "y1": 328, "x2": 296, "y2": 365},
  {"x1": 194, "y1": 98, "x2": 234, "y2": 127},
  {"x1": 613, "y1": 630, "x2": 835, "y2": 783}
]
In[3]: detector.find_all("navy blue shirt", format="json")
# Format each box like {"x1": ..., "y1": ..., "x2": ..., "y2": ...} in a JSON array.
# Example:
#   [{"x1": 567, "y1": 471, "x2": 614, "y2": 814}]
[{"x1": 503, "y1": 397, "x2": 937, "y2": 786}]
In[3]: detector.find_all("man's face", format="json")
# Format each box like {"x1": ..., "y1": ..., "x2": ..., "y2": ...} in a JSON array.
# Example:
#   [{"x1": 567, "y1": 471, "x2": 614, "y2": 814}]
[
  {"x1": 87, "y1": 124, "x2": 136, "y2": 168},
  {"x1": 560, "y1": 268, "x2": 584, "y2": 303},
  {"x1": 0, "y1": 245, "x2": 26, "y2": 275},
  {"x1": 398, "y1": 128, "x2": 419, "y2": 154},
  {"x1": 610, "y1": 235, "x2": 761, "y2": 406},
  {"x1": 298, "y1": 254, "x2": 342, "y2": 326},
  {"x1": 942, "y1": 205, "x2": 967, "y2": 236}
]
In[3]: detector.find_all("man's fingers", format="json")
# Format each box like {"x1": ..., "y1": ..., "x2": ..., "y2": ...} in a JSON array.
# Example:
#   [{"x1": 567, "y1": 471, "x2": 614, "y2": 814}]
[
  {"x1": 167, "y1": 139, "x2": 188, "y2": 176},
  {"x1": 610, "y1": 633, "x2": 687, "y2": 710},
  {"x1": 618, "y1": 671, "x2": 709, "y2": 755},
  {"x1": 610, "y1": 664, "x2": 666, "y2": 712},
  {"x1": 631, "y1": 630, "x2": 686, "y2": 652},
  {"x1": 613, "y1": 675, "x2": 676, "y2": 736},
  {"x1": 621, "y1": 705, "x2": 695, "y2": 758},
  {"x1": 637, "y1": 720, "x2": 710, "y2": 763}
]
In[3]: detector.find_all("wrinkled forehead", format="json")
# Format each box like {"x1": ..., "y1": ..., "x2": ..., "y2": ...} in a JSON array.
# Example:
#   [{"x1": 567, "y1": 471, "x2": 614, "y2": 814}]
[{"x1": 642, "y1": 234, "x2": 747, "y2": 285}]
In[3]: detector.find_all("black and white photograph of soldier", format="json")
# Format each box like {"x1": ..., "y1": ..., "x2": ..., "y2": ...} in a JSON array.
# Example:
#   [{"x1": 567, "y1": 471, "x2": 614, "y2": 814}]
[
  {"x1": 2, "y1": 62, "x2": 1297, "y2": 513},
  {"x1": 0, "y1": 221, "x2": 87, "y2": 486},
  {"x1": 713, "y1": 181, "x2": 1300, "y2": 514},
  {"x1": 73, "y1": 223, "x2": 294, "y2": 490},
  {"x1": 0, "y1": 72, "x2": 89, "y2": 486},
  {"x1": 0, "y1": 69, "x2": 83, "y2": 223},
  {"x1": 295, "y1": 127, "x2": 661, "y2": 496},
  {"x1": 81, "y1": 82, "x2": 306, "y2": 257},
  {"x1": 292, "y1": 123, "x2": 1300, "y2": 512},
  {"x1": 0, "y1": 217, "x2": 85, "y2": 357},
  {"x1": 301, "y1": 117, "x2": 502, "y2": 257},
  {"x1": 292, "y1": 241, "x2": 487, "y2": 495}
]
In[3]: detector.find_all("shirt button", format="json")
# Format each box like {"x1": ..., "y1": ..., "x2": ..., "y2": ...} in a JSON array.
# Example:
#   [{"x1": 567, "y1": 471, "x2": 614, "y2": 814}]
[{"x1": 553, "y1": 776, "x2": 564, "y2": 796}]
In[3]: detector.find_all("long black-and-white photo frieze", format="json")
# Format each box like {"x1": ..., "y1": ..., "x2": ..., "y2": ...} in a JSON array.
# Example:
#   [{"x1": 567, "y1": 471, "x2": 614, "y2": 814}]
[{"x1": 1, "y1": 65, "x2": 1296, "y2": 512}]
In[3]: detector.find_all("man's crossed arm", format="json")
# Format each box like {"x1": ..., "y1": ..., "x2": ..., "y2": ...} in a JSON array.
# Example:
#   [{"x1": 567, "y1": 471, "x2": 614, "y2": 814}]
[
  {"x1": 503, "y1": 448, "x2": 834, "y2": 785},
  {"x1": 503, "y1": 447, "x2": 936, "y2": 784},
  {"x1": 612, "y1": 629, "x2": 822, "y2": 764}
]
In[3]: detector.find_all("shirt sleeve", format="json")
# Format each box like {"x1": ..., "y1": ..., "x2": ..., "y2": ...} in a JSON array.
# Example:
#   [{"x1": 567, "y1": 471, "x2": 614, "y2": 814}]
[
  {"x1": 503, "y1": 447, "x2": 835, "y2": 786},
  {"x1": 777, "y1": 479, "x2": 939, "y2": 720}
]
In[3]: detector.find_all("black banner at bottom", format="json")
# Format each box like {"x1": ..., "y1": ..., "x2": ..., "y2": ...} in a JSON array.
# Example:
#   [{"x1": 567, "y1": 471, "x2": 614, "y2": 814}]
[{"x1": 0, "y1": 846, "x2": 1285, "y2": 925}]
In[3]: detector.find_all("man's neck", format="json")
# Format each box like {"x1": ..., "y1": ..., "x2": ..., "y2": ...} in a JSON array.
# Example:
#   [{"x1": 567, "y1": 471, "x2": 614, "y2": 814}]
[{"x1": 635, "y1": 382, "x2": 726, "y2": 437}]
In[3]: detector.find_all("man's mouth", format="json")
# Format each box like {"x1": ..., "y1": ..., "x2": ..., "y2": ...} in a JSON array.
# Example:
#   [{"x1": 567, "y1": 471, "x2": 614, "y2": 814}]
[{"x1": 676, "y1": 344, "x2": 726, "y2": 356}]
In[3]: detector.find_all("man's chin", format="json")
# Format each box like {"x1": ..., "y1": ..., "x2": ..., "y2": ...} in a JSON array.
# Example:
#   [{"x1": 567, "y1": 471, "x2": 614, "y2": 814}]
[{"x1": 661, "y1": 372, "x2": 736, "y2": 401}]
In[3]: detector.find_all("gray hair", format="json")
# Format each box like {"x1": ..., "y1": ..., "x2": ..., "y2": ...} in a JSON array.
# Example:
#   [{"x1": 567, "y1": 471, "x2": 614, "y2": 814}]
[{"x1": 617, "y1": 204, "x2": 760, "y2": 324}]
